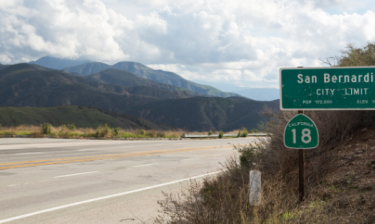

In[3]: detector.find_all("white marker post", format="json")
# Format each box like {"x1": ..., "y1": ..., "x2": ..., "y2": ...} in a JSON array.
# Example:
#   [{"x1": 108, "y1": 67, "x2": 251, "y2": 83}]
[{"x1": 249, "y1": 170, "x2": 261, "y2": 205}]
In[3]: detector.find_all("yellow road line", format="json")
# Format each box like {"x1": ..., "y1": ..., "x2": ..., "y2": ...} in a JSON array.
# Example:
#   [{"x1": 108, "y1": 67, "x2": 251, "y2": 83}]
[
  {"x1": 1, "y1": 149, "x2": 197, "y2": 169},
  {"x1": 0, "y1": 145, "x2": 240, "y2": 170},
  {"x1": 1, "y1": 146, "x2": 230, "y2": 166}
]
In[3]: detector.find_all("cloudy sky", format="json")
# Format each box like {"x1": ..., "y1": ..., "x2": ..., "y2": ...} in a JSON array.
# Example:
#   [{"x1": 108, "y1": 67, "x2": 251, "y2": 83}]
[{"x1": 1, "y1": 0, "x2": 375, "y2": 92}]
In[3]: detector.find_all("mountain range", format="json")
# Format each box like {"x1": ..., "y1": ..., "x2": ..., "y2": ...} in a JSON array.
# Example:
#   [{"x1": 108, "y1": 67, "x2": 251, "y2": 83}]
[
  {"x1": 123, "y1": 96, "x2": 278, "y2": 131},
  {"x1": 0, "y1": 63, "x2": 194, "y2": 106},
  {"x1": 85, "y1": 69, "x2": 200, "y2": 95},
  {"x1": 231, "y1": 88, "x2": 279, "y2": 101},
  {"x1": 31, "y1": 56, "x2": 239, "y2": 98},
  {"x1": 0, "y1": 63, "x2": 7, "y2": 70},
  {"x1": 29, "y1": 57, "x2": 92, "y2": 70},
  {"x1": 64, "y1": 61, "x2": 241, "y2": 97},
  {"x1": 0, "y1": 62, "x2": 278, "y2": 131},
  {"x1": 182, "y1": 80, "x2": 280, "y2": 101}
]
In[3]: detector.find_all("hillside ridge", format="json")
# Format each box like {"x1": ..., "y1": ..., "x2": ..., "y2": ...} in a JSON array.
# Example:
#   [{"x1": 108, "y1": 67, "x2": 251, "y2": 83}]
[
  {"x1": 0, "y1": 63, "x2": 277, "y2": 131},
  {"x1": 29, "y1": 56, "x2": 92, "y2": 70},
  {"x1": 62, "y1": 61, "x2": 240, "y2": 97},
  {"x1": 0, "y1": 105, "x2": 170, "y2": 130},
  {"x1": 86, "y1": 68, "x2": 202, "y2": 96}
]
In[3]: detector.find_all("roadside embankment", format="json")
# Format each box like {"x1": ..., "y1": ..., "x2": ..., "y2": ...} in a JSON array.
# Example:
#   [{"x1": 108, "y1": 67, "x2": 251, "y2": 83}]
[{"x1": 155, "y1": 110, "x2": 375, "y2": 223}]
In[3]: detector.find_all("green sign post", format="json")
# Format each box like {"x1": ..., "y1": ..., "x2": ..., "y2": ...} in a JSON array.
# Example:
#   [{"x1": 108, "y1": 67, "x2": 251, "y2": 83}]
[
  {"x1": 280, "y1": 66, "x2": 375, "y2": 110},
  {"x1": 284, "y1": 114, "x2": 319, "y2": 149}
]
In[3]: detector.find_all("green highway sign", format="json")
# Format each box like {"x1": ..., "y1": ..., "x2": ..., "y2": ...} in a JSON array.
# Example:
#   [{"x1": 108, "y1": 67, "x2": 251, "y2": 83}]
[
  {"x1": 284, "y1": 114, "x2": 318, "y2": 149},
  {"x1": 280, "y1": 66, "x2": 375, "y2": 110}
]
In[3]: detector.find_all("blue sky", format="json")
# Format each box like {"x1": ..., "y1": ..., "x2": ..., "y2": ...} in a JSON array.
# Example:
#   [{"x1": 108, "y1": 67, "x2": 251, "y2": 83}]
[{"x1": 1, "y1": 0, "x2": 375, "y2": 92}]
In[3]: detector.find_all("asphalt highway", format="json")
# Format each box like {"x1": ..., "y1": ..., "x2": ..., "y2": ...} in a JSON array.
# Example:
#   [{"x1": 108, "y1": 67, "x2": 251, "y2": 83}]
[{"x1": 0, "y1": 138, "x2": 259, "y2": 223}]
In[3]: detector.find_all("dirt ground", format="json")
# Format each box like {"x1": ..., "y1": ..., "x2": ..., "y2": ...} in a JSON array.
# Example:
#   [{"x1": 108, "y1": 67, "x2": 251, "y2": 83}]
[{"x1": 308, "y1": 128, "x2": 375, "y2": 223}]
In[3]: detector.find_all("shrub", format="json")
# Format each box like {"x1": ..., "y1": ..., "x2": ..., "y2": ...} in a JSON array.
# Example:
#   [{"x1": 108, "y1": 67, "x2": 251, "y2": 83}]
[
  {"x1": 241, "y1": 129, "x2": 248, "y2": 137},
  {"x1": 145, "y1": 131, "x2": 154, "y2": 138},
  {"x1": 218, "y1": 130, "x2": 224, "y2": 138},
  {"x1": 327, "y1": 42, "x2": 375, "y2": 67},
  {"x1": 235, "y1": 144, "x2": 258, "y2": 168},
  {"x1": 156, "y1": 149, "x2": 260, "y2": 223},
  {"x1": 67, "y1": 123, "x2": 76, "y2": 131},
  {"x1": 208, "y1": 130, "x2": 213, "y2": 135},
  {"x1": 41, "y1": 123, "x2": 51, "y2": 135},
  {"x1": 156, "y1": 131, "x2": 166, "y2": 138},
  {"x1": 140, "y1": 129, "x2": 145, "y2": 136},
  {"x1": 95, "y1": 124, "x2": 111, "y2": 137},
  {"x1": 237, "y1": 130, "x2": 241, "y2": 137},
  {"x1": 114, "y1": 127, "x2": 120, "y2": 136},
  {"x1": 59, "y1": 124, "x2": 68, "y2": 136}
]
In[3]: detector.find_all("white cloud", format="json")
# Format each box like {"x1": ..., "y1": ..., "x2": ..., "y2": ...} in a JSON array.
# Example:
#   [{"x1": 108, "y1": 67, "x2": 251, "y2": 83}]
[{"x1": 0, "y1": 0, "x2": 375, "y2": 90}]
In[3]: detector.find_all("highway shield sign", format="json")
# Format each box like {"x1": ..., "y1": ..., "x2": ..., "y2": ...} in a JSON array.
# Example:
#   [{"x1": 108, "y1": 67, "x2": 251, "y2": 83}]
[{"x1": 284, "y1": 114, "x2": 318, "y2": 149}]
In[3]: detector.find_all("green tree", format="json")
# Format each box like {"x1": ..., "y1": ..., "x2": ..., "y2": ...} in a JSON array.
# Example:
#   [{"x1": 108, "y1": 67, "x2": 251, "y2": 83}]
[
  {"x1": 241, "y1": 129, "x2": 248, "y2": 137},
  {"x1": 41, "y1": 123, "x2": 52, "y2": 135},
  {"x1": 325, "y1": 42, "x2": 375, "y2": 67},
  {"x1": 67, "y1": 123, "x2": 76, "y2": 131},
  {"x1": 218, "y1": 130, "x2": 224, "y2": 138},
  {"x1": 114, "y1": 127, "x2": 120, "y2": 136}
]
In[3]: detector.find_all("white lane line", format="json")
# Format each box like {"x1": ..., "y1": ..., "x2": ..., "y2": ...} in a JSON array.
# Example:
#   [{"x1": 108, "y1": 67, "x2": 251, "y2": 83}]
[
  {"x1": 8, "y1": 182, "x2": 30, "y2": 186},
  {"x1": 0, "y1": 171, "x2": 222, "y2": 224},
  {"x1": 53, "y1": 171, "x2": 98, "y2": 178},
  {"x1": 132, "y1": 163, "x2": 158, "y2": 168},
  {"x1": 77, "y1": 149, "x2": 94, "y2": 151},
  {"x1": 183, "y1": 158, "x2": 196, "y2": 161},
  {"x1": 8, "y1": 179, "x2": 51, "y2": 187},
  {"x1": 15, "y1": 152, "x2": 43, "y2": 155},
  {"x1": 212, "y1": 154, "x2": 222, "y2": 157}
]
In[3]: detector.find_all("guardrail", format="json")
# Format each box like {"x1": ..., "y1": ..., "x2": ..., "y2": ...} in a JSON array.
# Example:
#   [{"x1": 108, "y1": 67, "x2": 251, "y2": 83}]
[{"x1": 182, "y1": 133, "x2": 270, "y2": 138}]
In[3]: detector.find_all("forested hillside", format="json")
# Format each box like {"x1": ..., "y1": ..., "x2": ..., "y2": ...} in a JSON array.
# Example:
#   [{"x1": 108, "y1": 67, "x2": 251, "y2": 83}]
[{"x1": 0, "y1": 63, "x2": 277, "y2": 131}]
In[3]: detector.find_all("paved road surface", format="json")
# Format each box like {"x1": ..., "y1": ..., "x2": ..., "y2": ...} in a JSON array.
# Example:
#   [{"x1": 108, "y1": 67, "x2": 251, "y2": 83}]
[{"x1": 0, "y1": 138, "x2": 259, "y2": 223}]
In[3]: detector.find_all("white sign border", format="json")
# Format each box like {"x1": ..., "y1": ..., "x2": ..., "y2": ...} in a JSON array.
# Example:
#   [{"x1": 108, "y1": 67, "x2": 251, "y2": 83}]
[
  {"x1": 279, "y1": 66, "x2": 375, "y2": 110},
  {"x1": 283, "y1": 114, "x2": 319, "y2": 149}
]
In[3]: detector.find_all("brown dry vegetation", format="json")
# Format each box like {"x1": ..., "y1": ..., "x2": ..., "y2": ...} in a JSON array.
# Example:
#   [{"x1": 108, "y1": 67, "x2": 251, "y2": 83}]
[
  {"x1": 155, "y1": 43, "x2": 375, "y2": 223},
  {"x1": 155, "y1": 110, "x2": 375, "y2": 224},
  {"x1": 0, "y1": 124, "x2": 186, "y2": 139},
  {"x1": 0, "y1": 124, "x2": 249, "y2": 139}
]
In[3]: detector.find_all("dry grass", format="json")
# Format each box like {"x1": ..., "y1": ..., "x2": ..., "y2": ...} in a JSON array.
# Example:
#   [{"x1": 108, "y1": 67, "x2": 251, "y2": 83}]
[
  {"x1": 186, "y1": 129, "x2": 259, "y2": 136},
  {"x1": 0, "y1": 125, "x2": 41, "y2": 136},
  {"x1": 257, "y1": 109, "x2": 367, "y2": 183},
  {"x1": 0, "y1": 125, "x2": 252, "y2": 139},
  {"x1": 0, "y1": 124, "x2": 251, "y2": 139},
  {"x1": 155, "y1": 109, "x2": 375, "y2": 224},
  {"x1": 0, "y1": 124, "x2": 186, "y2": 139}
]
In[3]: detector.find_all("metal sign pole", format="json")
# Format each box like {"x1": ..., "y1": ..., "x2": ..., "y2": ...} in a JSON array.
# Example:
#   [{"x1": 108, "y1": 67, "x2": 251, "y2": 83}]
[
  {"x1": 282, "y1": 66, "x2": 319, "y2": 202},
  {"x1": 298, "y1": 110, "x2": 305, "y2": 201}
]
